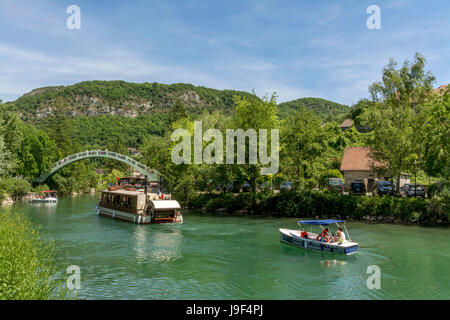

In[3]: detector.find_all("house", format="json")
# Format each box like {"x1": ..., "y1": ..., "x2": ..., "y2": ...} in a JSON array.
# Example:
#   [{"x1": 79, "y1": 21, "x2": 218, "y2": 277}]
[
  {"x1": 340, "y1": 118, "x2": 354, "y2": 130},
  {"x1": 339, "y1": 147, "x2": 387, "y2": 191},
  {"x1": 434, "y1": 84, "x2": 448, "y2": 96},
  {"x1": 398, "y1": 173, "x2": 411, "y2": 187},
  {"x1": 128, "y1": 147, "x2": 141, "y2": 157}
]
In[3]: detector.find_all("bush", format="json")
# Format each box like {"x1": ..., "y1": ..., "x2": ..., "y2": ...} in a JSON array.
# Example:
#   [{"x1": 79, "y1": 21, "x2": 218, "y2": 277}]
[
  {"x1": 0, "y1": 210, "x2": 69, "y2": 299},
  {"x1": 187, "y1": 190, "x2": 448, "y2": 225},
  {"x1": 0, "y1": 178, "x2": 31, "y2": 200}
]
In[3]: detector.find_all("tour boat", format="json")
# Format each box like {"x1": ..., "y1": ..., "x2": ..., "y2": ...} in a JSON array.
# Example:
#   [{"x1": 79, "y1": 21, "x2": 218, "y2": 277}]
[
  {"x1": 29, "y1": 190, "x2": 58, "y2": 204},
  {"x1": 279, "y1": 220, "x2": 358, "y2": 255},
  {"x1": 97, "y1": 187, "x2": 183, "y2": 225}
]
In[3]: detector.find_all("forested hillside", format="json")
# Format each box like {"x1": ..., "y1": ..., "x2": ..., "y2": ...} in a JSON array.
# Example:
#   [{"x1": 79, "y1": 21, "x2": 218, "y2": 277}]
[
  {"x1": 6, "y1": 80, "x2": 255, "y2": 121},
  {"x1": 277, "y1": 97, "x2": 349, "y2": 121}
]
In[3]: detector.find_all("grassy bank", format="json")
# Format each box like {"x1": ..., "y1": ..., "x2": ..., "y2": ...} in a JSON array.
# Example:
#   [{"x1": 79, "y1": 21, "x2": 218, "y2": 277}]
[
  {"x1": 0, "y1": 209, "x2": 69, "y2": 299},
  {"x1": 187, "y1": 190, "x2": 449, "y2": 226}
]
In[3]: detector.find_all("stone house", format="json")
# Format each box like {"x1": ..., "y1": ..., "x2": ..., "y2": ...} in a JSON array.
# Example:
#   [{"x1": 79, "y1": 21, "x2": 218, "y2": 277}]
[{"x1": 339, "y1": 147, "x2": 387, "y2": 192}]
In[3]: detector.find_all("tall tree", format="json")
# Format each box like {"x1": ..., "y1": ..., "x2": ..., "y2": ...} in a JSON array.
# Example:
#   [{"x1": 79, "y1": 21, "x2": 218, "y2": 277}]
[
  {"x1": 281, "y1": 107, "x2": 329, "y2": 188},
  {"x1": 361, "y1": 53, "x2": 435, "y2": 191},
  {"x1": 423, "y1": 86, "x2": 450, "y2": 179},
  {"x1": 46, "y1": 97, "x2": 75, "y2": 156},
  {"x1": 231, "y1": 94, "x2": 279, "y2": 194},
  {"x1": 170, "y1": 100, "x2": 188, "y2": 123}
]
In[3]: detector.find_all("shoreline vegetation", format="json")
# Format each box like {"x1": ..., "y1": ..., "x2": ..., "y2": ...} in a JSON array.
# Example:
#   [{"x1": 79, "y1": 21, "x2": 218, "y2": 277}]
[
  {"x1": 2, "y1": 189, "x2": 448, "y2": 226},
  {"x1": 0, "y1": 209, "x2": 69, "y2": 300},
  {"x1": 185, "y1": 191, "x2": 449, "y2": 227}
]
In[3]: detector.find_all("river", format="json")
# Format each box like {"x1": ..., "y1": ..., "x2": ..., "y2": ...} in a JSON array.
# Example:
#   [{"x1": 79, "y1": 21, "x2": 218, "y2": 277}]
[{"x1": 3, "y1": 194, "x2": 449, "y2": 300}]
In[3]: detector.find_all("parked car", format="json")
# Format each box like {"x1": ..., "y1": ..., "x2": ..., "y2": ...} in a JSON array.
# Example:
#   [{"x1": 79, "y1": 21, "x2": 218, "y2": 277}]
[
  {"x1": 241, "y1": 181, "x2": 251, "y2": 192},
  {"x1": 401, "y1": 184, "x2": 426, "y2": 198},
  {"x1": 227, "y1": 181, "x2": 240, "y2": 193},
  {"x1": 350, "y1": 181, "x2": 366, "y2": 195},
  {"x1": 280, "y1": 181, "x2": 293, "y2": 192},
  {"x1": 377, "y1": 180, "x2": 394, "y2": 196},
  {"x1": 327, "y1": 178, "x2": 344, "y2": 193},
  {"x1": 259, "y1": 182, "x2": 274, "y2": 191}
]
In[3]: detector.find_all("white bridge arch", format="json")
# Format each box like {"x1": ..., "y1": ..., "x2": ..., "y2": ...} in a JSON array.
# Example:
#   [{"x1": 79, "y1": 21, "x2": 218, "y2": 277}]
[{"x1": 36, "y1": 150, "x2": 160, "y2": 183}]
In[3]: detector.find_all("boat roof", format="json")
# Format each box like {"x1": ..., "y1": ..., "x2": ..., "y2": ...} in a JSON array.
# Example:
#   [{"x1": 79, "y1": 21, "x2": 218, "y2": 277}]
[
  {"x1": 150, "y1": 200, "x2": 181, "y2": 210},
  {"x1": 102, "y1": 189, "x2": 145, "y2": 196},
  {"x1": 298, "y1": 219, "x2": 345, "y2": 225}
]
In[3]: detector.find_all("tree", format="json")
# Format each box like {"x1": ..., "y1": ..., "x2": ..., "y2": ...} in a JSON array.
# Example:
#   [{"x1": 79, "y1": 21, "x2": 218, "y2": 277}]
[
  {"x1": 423, "y1": 86, "x2": 450, "y2": 179},
  {"x1": 170, "y1": 100, "x2": 187, "y2": 123},
  {"x1": 46, "y1": 97, "x2": 75, "y2": 156},
  {"x1": 231, "y1": 94, "x2": 279, "y2": 194},
  {"x1": 0, "y1": 135, "x2": 15, "y2": 177},
  {"x1": 281, "y1": 107, "x2": 329, "y2": 188},
  {"x1": 361, "y1": 53, "x2": 436, "y2": 191}
]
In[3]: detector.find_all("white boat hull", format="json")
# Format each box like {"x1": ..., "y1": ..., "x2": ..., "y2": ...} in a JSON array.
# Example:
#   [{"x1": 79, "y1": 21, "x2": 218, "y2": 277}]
[
  {"x1": 280, "y1": 228, "x2": 358, "y2": 255},
  {"x1": 97, "y1": 206, "x2": 183, "y2": 225},
  {"x1": 29, "y1": 198, "x2": 58, "y2": 203}
]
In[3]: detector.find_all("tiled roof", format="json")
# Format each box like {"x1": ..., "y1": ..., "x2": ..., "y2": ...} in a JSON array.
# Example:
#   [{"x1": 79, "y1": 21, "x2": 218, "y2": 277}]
[
  {"x1": 340, "y1": 147, "x2": 378, "y2": 171},
  {"x1": 434, "y1": 85, "x2": 448, "y2": 96},
  {"x1": 340, "y1": 118, "x2": 354, "y2": 128}
]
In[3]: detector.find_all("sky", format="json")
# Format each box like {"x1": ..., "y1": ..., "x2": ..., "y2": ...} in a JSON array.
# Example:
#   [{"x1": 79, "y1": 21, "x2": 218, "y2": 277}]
[{"x1": 0, "y1": 0, "x2": 449, "y2": 105}]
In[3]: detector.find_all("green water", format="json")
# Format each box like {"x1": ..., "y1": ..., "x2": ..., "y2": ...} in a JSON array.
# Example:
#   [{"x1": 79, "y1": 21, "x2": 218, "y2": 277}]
[{"x1": 4, "y1": 195, "x2": 450, "y2": 300}]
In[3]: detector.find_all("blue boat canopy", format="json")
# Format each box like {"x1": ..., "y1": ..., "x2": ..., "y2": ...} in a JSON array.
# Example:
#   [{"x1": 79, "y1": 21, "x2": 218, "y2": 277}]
[{"x1": 298, "y1": 219, "x2": 344, "y2": 225}]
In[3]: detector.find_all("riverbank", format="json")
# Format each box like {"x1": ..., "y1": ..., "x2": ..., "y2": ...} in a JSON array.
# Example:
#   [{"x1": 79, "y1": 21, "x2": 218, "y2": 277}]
[
  {"x1": 186, "y1": 191, "x2": 449, "y2": 226},
  {"x1": 0, "y1": 187, "x2": 99, "y2": 206}
]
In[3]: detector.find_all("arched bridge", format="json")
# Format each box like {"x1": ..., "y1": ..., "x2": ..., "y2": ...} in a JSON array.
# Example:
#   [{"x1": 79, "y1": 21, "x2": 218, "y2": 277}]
[{"x1": 36, "y1": 150, "x2": 160, "y2": 183}]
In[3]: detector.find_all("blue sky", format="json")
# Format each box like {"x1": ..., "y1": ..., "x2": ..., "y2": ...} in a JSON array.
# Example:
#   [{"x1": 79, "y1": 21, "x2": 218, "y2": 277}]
[{"x1": 0, "y1": 0, "x2": 449, "y2": 105}]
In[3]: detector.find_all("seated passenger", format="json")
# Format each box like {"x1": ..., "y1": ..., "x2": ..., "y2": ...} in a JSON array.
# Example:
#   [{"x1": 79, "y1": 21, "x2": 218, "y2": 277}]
[
  {"x1": 334, "y1": 228, "x2": 346, "y2": 244},
  {"x1": 316, "y1": 228, "x2": 330, "y2": 242},
  {"x1": 301, "y1": 231, "x2": 309, "y2": 239}
]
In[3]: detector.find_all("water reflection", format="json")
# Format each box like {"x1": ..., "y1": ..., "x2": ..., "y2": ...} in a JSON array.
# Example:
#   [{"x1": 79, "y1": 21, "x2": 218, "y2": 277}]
[
  {"x1": 320, "y1": 259, "x2": 347, "y2": 267},
  {"x1": 133, "y1": 225, "x2": 183, "y2": 263}
]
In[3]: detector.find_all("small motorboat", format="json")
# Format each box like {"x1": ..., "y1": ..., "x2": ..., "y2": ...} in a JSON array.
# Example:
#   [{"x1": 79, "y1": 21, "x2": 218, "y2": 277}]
[
  {"x1": 29, "y1": 190, "x2": 58, "y2": 204},
  {"x1": 280, "y1": 219, "x2": 358, "y2": 255}
]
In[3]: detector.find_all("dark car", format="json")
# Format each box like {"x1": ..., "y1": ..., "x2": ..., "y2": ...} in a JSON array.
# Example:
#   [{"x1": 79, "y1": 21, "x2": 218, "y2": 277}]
[
  {"x1": 241, "y1": 181, "x2": 251, "y2": 192},
  {"x1": 280, "y1": 181, "x2": 293, "y2": 192},
  {"x1": 401, "y1": 184, "x2": 426, "y2": 198},
  {"x1": 377, "y1": 181, "x2": 394, "y2": 196},
  {"x1": 327, "y1": 178, "x2": 344, "y2": 193},
  {"x1": 259, "y1": 182, "x2": 274, "y2": 191},
  {"x1": 350, "y1": 181, "x2": 366, "y2": 195}
]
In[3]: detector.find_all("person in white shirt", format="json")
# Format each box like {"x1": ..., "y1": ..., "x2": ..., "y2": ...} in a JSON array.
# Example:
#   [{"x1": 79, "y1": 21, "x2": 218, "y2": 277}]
[{"x1": 334, "y1": 228, "x2": 346, "y2": 244}]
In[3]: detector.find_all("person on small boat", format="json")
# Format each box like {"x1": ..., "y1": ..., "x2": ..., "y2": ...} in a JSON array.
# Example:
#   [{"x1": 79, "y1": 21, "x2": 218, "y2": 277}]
[
  {"x1": 316, "y1": 228, "x2": 330, "y2": 242},
  {"x1": 301, "y1": 231, "x2": 309, "y2": 239},
  {"x1": 333, "y1": 228, "x2": 346, "y2": 244}
]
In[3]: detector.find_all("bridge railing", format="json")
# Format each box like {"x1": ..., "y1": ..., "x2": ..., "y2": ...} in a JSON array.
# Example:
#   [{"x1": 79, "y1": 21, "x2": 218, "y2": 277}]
[{"x1": 38, "y1": 150, "x2": 160, "y2": 183}]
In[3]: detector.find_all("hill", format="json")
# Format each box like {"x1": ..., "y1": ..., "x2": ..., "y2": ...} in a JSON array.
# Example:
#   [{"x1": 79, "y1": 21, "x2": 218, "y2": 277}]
[
  {"x1": 6, "y1": 80, "x2": 255, "y2": 122},
  {"x1": 278, "y1": 97, "x2": 349, "y2": 122},
  {"x1": 3, "y1": 81, "x2": 350, "y2": 148}
]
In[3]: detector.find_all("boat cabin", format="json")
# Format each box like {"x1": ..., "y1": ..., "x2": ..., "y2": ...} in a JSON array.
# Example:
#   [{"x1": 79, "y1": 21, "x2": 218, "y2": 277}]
[{"x1": 98, "y1": 189, "x2": 182, "y2": 224}]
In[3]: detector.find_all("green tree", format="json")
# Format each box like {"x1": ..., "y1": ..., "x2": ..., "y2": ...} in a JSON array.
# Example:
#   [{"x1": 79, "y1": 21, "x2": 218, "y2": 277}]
[
  {"x1": 46, "y1": 97, "x2": 75, "y2": 156},
  {"x1": 0, "y1": 135, "x2": 15, "y2": 177},
  {"x1": 423, "y1": 86, "x2": 450, "y2": 179},
  {"x1": 232, "y1": 94, "x2": 279, "y2": 194},
  {"x1": 361, "y1": 53, "x2": 436, "y2": 191},
  {"x1": 281, "y1": 107, "x2": 329, "y2": 188},
  {"x1": 170, "y1": 100, "x2": 188, "y2": 123}
]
